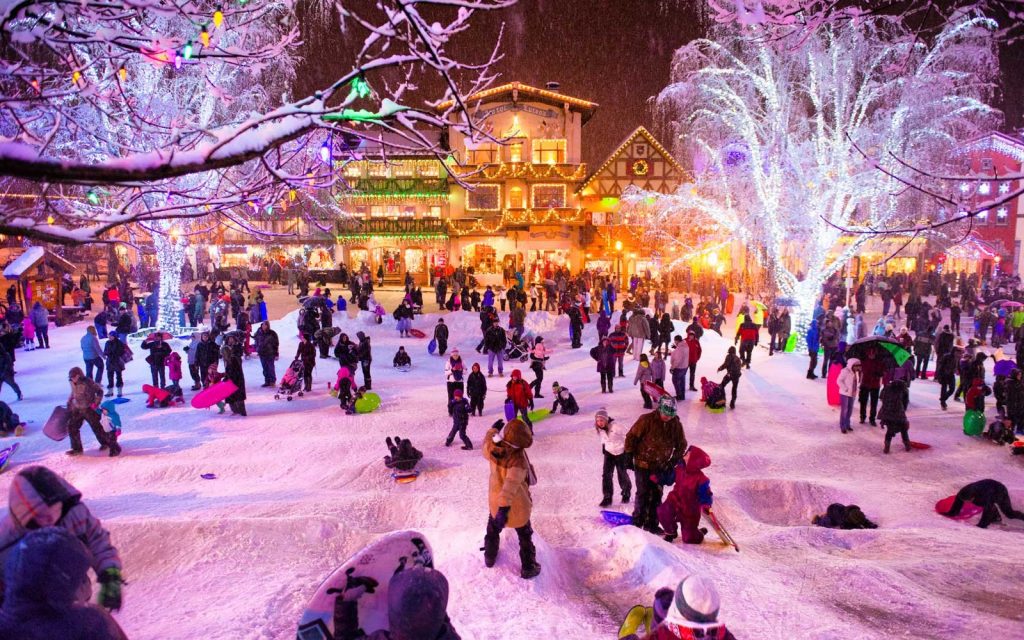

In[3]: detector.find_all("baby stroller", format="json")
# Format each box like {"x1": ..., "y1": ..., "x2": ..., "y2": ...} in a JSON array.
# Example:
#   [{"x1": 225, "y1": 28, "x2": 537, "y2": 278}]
[
  {"x1": 503, "y1": 330, "x2": 534, "y2": 362},
  {"x1": 274, "y1": 358, "x2": 305, "y2": 401}
]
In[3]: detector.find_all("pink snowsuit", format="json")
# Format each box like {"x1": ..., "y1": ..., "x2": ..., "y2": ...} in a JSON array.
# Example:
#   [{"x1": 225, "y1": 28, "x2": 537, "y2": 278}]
[
  {"x1": 657, "y1": 446, "x2": 713, "y2": 544},
  {"x1": 166, "y1": 352, "x2": 183, "y2": 382}
]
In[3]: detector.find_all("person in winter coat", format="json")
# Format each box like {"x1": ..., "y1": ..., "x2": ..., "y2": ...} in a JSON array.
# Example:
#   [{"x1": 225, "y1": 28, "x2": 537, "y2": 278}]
[
  {"x1": 647, "y1": 313, "x2": 662, "y2": 356},
  {"x1": 141, "y1": 334, "x2": 171, "y2": 388},
  {"x1": 506, "y1": 369, "x2": 534, "y2": 429},
  {"x1": 609, "y1": 322, "x2": 629, "y2": 377},
  {"x1": 685, "y1": 330, "x2": 702, "y2": 392},
  {"x1": 433, "y1": 318, "x2": 449, "y2": 356},
  {"x1": 482, "y1": 419, "x2": 540, "y2": 579},
  {"x1": 836, "y1": 358, "x2": 861, "y2": 433},
  {"x1": 858, "y1": 347, "x2": 886, "y2": 425},
  {"x1": 28, "y1": 301, "x2": 49, "y2": 349},
  {"x1": 332, "y1": 565, "x2": 460, "y2": 640},
  {"x1": 767, "y1": 308, "x2": 781, "y2": 355},
  {"x1": 165, "y1": 351, "x2": 183, "y2": 397},
  {"x1": 806, "y1": 319, "x2": 821, "y2": 379},
  {"x1": 444, "y1": 350, "x2": 466, "y2": 412},
  {"x1": 913, "y1": 329, "x2": 934, "y2": 380},
  {"x1": 114, "y1": 304, "x2": 133, "y2": 337},
  {"x1": 446, "y1": 389, "x2": 473, "y2": 450},
  {"x1": 254, "y1": 322, "x2": 280, "y2": 387},
  {"x1": 878, "y1": 379, "x2": 910, "y2": 453},
  {"x1": 0, "y1": 466, "x2": 124, "y2": 617},
  {"x1": 636, "y1": 575, "x2": 738, "y2": 640},
  {"x1": 184, "y1": 332, "x2": 201, "y2": 390},
  {"x1": 934, "y1": 325, "x2": 954, "y2": 361},
  {"x1": 101, "y1": 335, "x2": 127, "y2": 398},
  {"x1": 624, "y1": 396, "x2": 687, "y2": 534},
  {"x1": 819, "y1": 319, "x2": 840, "y2": 378},
  {"x1": 80, "y1": 326, "x2": 104, "y2": 384},
  {"x1": 627, "y1": 310, "x2": 651, "y2": 360},
  {"x1": 596, "y1": 310, "x2": 611, "y2": 341},
  {"x1": 195, "y1": 331, "x2": 220, "y2": 388},
  {"x1": 550, "y1": 382, "x2": 578, "y2": 415},
  {"x1": 965, "y1": 376, "x2": 991, "y2": 413},
  {"x1": 650, "y1": 351, "x2": 667, "y2": 389},
  {"x1": 716, "y1": 346, "x2": 743, "y2": 410},
  {"x1": 593, "y1": 337, "x2": 617, "y2": 393},
  {"x1": 466, "y1": 363, "x2": 487, "y2": 416},
  {"x1": 1005, "y1": 368, "x2": 1024, "y2": 434},
  {"x1": 635, "y1": 354, "x2": 656, "y2": 409},
  {"x1": 0, "y1": 342, "x2": 19, "y2": 405},
  {"x1": 942, "y1": 479, "x2": 1024, "y2": 528},
  {"x1": 733, "y1": 314, "x2": 759, "y2": 369},
  {"x1": 221, "y1": 336, "x2": 246, "y2": 416},
  {"x1": 529, "y1": 337, "x2": 550, "y2": 398},
  {"x1": 657, "y1": 313, "x2": 674, "y2": 357},
  {"x1": 295, "y1": 333, "x2": 317, "y2": 392},
  {"x1": 93, "y1": 309, "x2": 109, "y2": 339},
  {"x1": 657, "y1": 446, "x2": 713, "y2": 544},
  {"x1": 668, "y1": 335, "x2": 690, "y2": 401},
  {"x1": 567, "y1": 304, "x2": 584, "y2": 349},
  {"x1": 935, "y1": 345, "x2": 960, "y2": 410},
  {"x1": 0, "y1": 527, "x2": 128, "y2": 640},
  {"x1": 393, "y1": 346, "x2": 412, "y2": 369},
  {"x1": 595, "y1": 408, "x2": 631, "y2": 507},
  {"x1": 356, "y1": 332, "x2": 373, "y2": 390},
  {"x1": 482, "y1": 323, "x2": 506, "y2": 377}
]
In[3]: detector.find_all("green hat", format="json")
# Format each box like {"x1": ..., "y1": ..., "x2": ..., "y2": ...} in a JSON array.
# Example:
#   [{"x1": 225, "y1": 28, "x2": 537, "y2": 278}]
[{"x1": 658, "y1": 395, "x2": 677, "y2": 417}]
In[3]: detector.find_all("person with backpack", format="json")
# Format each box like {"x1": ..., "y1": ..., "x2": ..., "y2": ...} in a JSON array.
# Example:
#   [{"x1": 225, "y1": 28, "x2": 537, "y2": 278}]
[
  {"x1": 433, "y1": 318, "x2": 449, "y2": 356},
  {"x1": 716, "y1": 346, "x2": 743, "y2": 410},
  {"x1": 102, "y1": 334, "x2": 128, "y2": 398},
  {"x1": 482, "y1": 419, "x2": 540, "y2": 579},
  {"x1": 65, "y1": 367, "x2": 120, "y2": 456},
  {"x1": 819, "y1": 318, "x2": 840, "y2": 378}
]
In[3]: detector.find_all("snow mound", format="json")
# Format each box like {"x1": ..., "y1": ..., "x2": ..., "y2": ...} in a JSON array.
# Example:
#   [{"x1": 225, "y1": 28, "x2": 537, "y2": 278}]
[{"x1": 730, "y1": 479, "x2": 853, "y2": 526}]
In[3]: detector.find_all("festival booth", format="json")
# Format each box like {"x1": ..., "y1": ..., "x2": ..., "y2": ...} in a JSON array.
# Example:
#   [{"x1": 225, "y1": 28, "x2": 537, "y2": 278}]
[{"x1": 2, "y1": 246, "x2": 80, "y2": 325}]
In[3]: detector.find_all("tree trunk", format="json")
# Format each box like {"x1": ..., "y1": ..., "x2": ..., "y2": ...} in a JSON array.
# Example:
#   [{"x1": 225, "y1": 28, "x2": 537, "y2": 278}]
[{"x1": 153, "y1": 233, "x2": 186, "y2": 332}]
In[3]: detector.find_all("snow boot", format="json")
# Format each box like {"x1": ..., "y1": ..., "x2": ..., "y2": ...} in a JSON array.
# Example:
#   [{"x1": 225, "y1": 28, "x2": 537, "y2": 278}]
[
  {"x1": 517, "y1": 523, "x2": 540, "y2": 579},
  {"x1": 599, "y1": 497, "x2": 612, "y2": 508},
  {"x1": 621, "y1": 491, "x2": 631, "y2": 503},
  {"x1": 460, "y1": 444, "x2": 473, "y2": 450},
  {"x1": 483, "y1": 536, "x2": 498, "y2": 568}
]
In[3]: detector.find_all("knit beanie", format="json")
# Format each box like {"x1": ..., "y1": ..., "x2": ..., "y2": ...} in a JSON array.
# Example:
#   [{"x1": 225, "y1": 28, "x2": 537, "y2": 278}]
[{"x1": 664, "y1": 574, "x2": 721, "y2": 628}]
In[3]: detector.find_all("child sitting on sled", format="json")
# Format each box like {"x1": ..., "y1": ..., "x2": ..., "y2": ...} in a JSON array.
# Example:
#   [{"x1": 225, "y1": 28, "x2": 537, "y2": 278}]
[
  {"x1": 656, "y1": 445, "x2": 714, "y2": 544},
  {"x1": 393, "y1": 346, "x2": 412, "y2": 370},
  {"x1": 700, "y1": 377, "x2": 726, "y2": 411},
  {"x1": 332, "y1": 367, "x2": 354, "y2": 412}
]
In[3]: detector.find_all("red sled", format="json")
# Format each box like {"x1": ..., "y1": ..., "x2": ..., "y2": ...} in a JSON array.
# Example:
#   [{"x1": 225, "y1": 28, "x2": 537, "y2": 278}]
[
  {"x1": 908, "y1": 441, "x2": 931, "y2": 450},
  {"x1": 191, "y1": 381, "x2": 238, "y2": 409},
  {"x1": 826, "y1": 363, "x2": 842, "y2": 406},
  {"x1": 935, "y1": 495, "x2": 983, "y2": 520},
  {"x1": 408, "y1": 328, "x2": 426, "y2": 338},
  {"x1": 641, "y1": 381, "x2": 670, "y2": 403}
]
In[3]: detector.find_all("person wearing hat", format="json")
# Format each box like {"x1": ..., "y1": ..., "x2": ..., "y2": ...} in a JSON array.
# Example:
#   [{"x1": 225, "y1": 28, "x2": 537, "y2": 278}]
[
  {"x1": 624, "y1": 395, "x2": 687, "y2": 534},
  {"x1": 0, "y1": 466, "x2": 124, "y2": 613},
  {"x1": 433, "y1": 317, "x2": 449, "y2": 356},
  {"x1": 595, "y1": 408, "x2": 631, "y2": 508},
  {"x1": 331, "y1": 565, "x2": 460, "y2": 640},
  {"x1": 446, "y1": 388, "x2": 472, "y2": 450},
  {"x1": 620, "y1": 587, "x2": 674, "y2": 640},
  {"x1": 356, "y1": 331, "x2": 373, "y2": 390},
  {"x1": 114, "y1": 303, "x2": 133, "y2": 337},
  {"x1": 639, "y1": 574, "x2": 737, "y2": 639},
  {"x1": 551, "y1": 382, "x2": 578, "y2": 415},
  {"x1": 505, "y1": 369, "x2": 534, "y2": 430},
  {"x1": 444, "y1": 349, "x2": 465, "y2": 414},
  {"x1": 482, "y1": 419, "x2": 540, "y2": 579}
]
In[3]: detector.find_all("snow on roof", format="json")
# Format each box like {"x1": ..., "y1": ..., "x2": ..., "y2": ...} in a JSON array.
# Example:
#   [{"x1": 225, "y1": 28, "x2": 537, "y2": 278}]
[{"x1": 2, "y1": 246, "x2": 44, "y2": 279}]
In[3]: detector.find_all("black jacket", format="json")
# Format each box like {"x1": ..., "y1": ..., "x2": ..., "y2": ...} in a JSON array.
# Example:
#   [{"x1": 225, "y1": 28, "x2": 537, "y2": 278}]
[
  {"x1": 483, "y1": 325, "x2": 507, "y2": 353},
  {"x1": 878, "y1": 380, "x2": 909, "y2": 427},
  {"x1": 141, "y1": 340, "x2": 171, "y2": 367},
  {"x1": 357, "y1": 337, "x2": 372, "y2": 364},
  {"x1": 195, "y1": 339, "x2": 219, "y2": 369},
  {"x1": 467, "y1": 370, "x2": 487, "y2": 398},
  {"x1": 434, "y1": 323, "x2": 449, "y2": 344},
  {"x1": 254, "y1": 328, "x2": 279, "y2": 359}
]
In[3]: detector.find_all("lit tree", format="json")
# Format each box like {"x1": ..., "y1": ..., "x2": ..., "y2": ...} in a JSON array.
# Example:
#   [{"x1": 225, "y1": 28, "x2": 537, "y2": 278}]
[
  {"x1": 0, "y1": 0, "x2": 512, "y2": 244},
  {"x1": 627, "y1": 16, "x2": 1000, "y2": 350}
]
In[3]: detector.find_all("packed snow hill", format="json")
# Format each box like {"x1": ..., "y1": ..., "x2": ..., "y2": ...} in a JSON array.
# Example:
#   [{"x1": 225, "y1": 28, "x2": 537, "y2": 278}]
[{"x1": 0, "y1": 304, "x2": 1021, "y2": 639}]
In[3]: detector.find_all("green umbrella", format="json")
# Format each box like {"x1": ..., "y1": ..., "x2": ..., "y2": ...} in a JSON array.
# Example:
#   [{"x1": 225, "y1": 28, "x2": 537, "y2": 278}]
[
  {"x1": 846, "y1": 336, "x2": 911, "y2": 368},
  {"x1": 877, "y1": 341, "x2": 911, "y2": 367}
]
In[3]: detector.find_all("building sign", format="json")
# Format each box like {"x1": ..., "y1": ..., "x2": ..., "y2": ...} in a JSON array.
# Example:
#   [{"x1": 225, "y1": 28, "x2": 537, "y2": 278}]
[{"x1": 477, "y1": 103, "x2": 559, "y2": 120}]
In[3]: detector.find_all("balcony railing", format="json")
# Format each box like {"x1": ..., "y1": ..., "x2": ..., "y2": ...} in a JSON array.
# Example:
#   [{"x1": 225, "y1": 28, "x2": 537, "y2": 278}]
[{"x1": 336, "y1": 217, "x2": 448, "y2": 238}]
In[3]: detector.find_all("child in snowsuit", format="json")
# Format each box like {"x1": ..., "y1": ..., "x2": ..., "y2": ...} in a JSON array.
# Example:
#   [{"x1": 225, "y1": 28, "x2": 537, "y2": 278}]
[
  {"x1": 965, "y1": 377, "x2": 991, "y2": 413},
  {"x1": 634, "y1": 354, "x2": 656, "y2": 409},
  {"x1": 551, "y1": 382, "x2": 579, "y2": 415},
  {"x1": 446, "y1": 389, "x2": 472, "y2": 449},
  {"x1": 332, "y1": 566, "x2": 460, "y2": 640},
  {"x1": 335, "y1": 368, "x2": 354, "y2": 412},
  {"x1": 595, "y1": 408, "x2": 631, "y2": 507},
  {"x1": 466, "y1": 363, "x2": 487, "y2": 417},
  {"x1": 166, "y1": 351, "x2": 183, "y2": 401},
  {"x1": 393, "y1": 346, "x2": 411, "y2": 369},
  {"x1": 206, "y1": 364, "x2": 227, "y2": 414},
  {"x1": 943, "y1": 479, "x2": 1024, "y2": 528},
  {"x1": 0, "y1": 401, "x2": 24, "y2": 436},
  {"x1": 657, "y1": 446, "x2": 713, "y2": 544},
  {"x1": 878, "y1": 379, "x2": 911, "y2": 453},
  {"x1": 383, "y1": 436, "x2": 423, "y2": 472},
  {"x1": 700, "y1": 377, "x2": 726, "y2": 410},
  {"x1": 637, "y1": 575, "x2": 739, "y2": 640}
]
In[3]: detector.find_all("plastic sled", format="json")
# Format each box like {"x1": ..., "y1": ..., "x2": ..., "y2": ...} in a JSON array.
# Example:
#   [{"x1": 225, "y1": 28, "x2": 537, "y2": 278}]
[
  {"x1": 526, "y1": 408, "x2": 551, "y2": 423},
  {"x1": 296, "y1": 531, "x2": 433, "y2": 640},
  {"x1": 826, "y1": 363, "x2": 842, "y2": 406},
  {"x1": 641, "y1": 381, "x2": 670, "y2": 403},
  {"x1": 392, "y1": 470, "x2": 420, "y2": 484},
  {"x1": 191, "y1": 381, "x2": 238, "y2": 409},
  {"x1": 42, "y1": 406, "x2": 69, "y2": 441},
  {"x1": 427, "y1": 338, "x2": 437, "y2": 354},
  {"x1": 935, "y1": 495, "x2": 983, "y2": 520},
  {"x1": 963, "y1": 410, "x2": 985, "y2": 436},
  {"x1": 0, "y1": 442, "x2": 19, "y2": 474},
  {"x1": 408, "y1": 328, "x2": 426, "y2": 338},
  {"x1": 618, "y1": 605, "x2": 654, "y2": 639},
  {"x1": 601, "y1": 510, "x2": 634, "y2": 526},
  {"x1": 908, "y1": 441, "x2": 931, "y2": 450},
  {"x1": 504, "y1": 401, "x2": 516, "y2": 421},
  {"x1": 354, "y1": 392, "x2": 381, "y2": 414},
  {"x1": 703, "y1": 509, "x2": 739, "y2": 552},
  {"x1": 707, "y1": 406, "x2": 726, "y2": 414}
]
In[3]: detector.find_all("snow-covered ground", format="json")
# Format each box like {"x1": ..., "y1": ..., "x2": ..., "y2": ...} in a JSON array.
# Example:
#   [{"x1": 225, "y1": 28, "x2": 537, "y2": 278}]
[{"x1": 1, "y1": 305, "x2": 1022, "y2": 639}]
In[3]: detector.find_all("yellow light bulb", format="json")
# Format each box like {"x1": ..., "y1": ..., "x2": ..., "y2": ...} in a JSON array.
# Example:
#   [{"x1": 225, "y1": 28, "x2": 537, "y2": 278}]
[
  {"x1": 213, "y1": 9, "x2": 223, "y2": 28},
  {"x1": 47, "y1": 216, "x2": 54, "y2": 224},
  {"x1": 288, "y1": 188, "x2": 297, "y2": 201},
  {"x1": 200, "y1": 30, "x2": 210, "y2": 47},
  {"x1": 118, "y1": 67, "x2": 127, "y2": 81},
  {"x1": 71, "y1": 70, "x2": 81, "y2": 85}
]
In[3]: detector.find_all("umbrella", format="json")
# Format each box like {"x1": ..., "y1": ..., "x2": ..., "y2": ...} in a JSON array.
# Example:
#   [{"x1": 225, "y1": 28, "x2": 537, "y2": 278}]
[
  {"x1": 994, "y1": 360, "x2": 1018, "y2": 377},
  {"x1": 845, "y1": 336, "x2": 911, "y2": 368},
  {"x1": 993, "y1": 300, "x2": 1023, "y2": 309},
  {"x1": 749, "y1": 301, "x2": 767, "y2": 311},
  {"x1": 146, "y1": 331, "x2": 173, "y2": 341},
  {"x1": 875, "y1": 281, "x2": 890, "y2": 290},
  {"x1": 302, "y1": 296, "x2": 327, "y2": 309},
  {"x1": 773, "y1": 296, "x2": 800, "y2": 308}
]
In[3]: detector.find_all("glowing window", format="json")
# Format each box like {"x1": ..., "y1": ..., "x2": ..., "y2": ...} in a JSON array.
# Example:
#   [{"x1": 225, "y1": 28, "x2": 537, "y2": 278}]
[
  {"x1": 532, "y1": 139, "x2": 566, "y2": 164},
  {"x1": 532, "y1": 184, "x2": 566, "y2": 208},
  {"x1": 467, "y1": 144, "x2": 499, "y2": 165},
  {"x1": 468, "y1": 184, "x2": 501, "y2": 211}
]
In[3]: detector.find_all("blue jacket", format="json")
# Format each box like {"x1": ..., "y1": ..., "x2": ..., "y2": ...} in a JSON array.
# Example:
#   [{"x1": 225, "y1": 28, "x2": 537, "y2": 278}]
[
  {"x1": 80, "y1": 333, "x2": 103, "y2": 360},
  {"x1": 483, "y1": 290, "x2": 495, "y2": 308},
  {"x1": 806, "y1": 320, "x2": 821, "y2": 353}
]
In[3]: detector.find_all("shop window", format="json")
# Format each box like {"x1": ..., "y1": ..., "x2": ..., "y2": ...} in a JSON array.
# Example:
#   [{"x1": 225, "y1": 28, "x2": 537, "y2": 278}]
[
  {"x1": 532, "y1": 184, "x2": 566, "y2": 208},
  {"x1": 468, "y1": 184, "x2": 501, "y2": 211},
  {"x1": 509, "y1": 186, "x2": 524, "y2": 208},
  {"x1": 532, "y1": 139, "x2": 566, "y2": 164},
  {"x1": 405, "y1": 248, "x2": 425, "y2": 274},
  {"x1": 349, "y1": 249, "x2": 370, "y2": 271},
  {"x1": 367, "y1": 163, "x2": 389, "y2": 178},
  {"x1": 508, "y1": 140, "x2": 524, "y2": 163},
  {"x1": 400, "y1": 206, "x2": 416, "y2": 218},
  {"x1": 393, "y1": 161, "x2": 415, "y2": 178},
  {"x1": 464, "y1": 244, "x2": 498, "y2": 274},
  {"x1": 425, "y1": 205, "x2": 442, "y2": 218},
  {"x1": 419, "y1": 162, "x2": 441, "y2": 178},
  {"x1": 466, "y1": 144, "x2": 499, "y2": 165},
  {"x1": 370, "y1": 206, "x2": 386, "y2": 218}
]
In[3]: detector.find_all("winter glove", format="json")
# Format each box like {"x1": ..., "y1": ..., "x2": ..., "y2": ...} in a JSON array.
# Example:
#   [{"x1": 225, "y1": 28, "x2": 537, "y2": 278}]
[
  {"x1": 327, "y1": 572, "x2": 379, "y2": 602},
  {"x1": 493, "y1": 505, "x2": 511, "y2": 530},
  {"x1": 491, "y1": 419, "x2": 505, "y2": 431},
  {"x1": 98, "y1": 568, "x2": 123, "y2": 611}
]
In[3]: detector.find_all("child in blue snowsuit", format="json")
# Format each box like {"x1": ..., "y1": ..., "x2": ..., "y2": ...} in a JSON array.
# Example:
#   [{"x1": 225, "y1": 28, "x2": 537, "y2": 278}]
[{"x1": 446, "y1": 389, "x2": 472, "y2": 450}]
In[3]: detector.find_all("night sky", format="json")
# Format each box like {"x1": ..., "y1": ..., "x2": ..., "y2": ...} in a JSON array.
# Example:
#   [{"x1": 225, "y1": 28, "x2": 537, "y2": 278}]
[{"x1": 296, "y1": 1, "x2": 1023, "y2": 169}]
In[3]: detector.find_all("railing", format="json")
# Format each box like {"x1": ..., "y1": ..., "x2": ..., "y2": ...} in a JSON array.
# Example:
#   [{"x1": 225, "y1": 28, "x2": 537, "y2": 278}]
[{"x1": 336, "y1": 218, "x2": 448, "y2": 237}]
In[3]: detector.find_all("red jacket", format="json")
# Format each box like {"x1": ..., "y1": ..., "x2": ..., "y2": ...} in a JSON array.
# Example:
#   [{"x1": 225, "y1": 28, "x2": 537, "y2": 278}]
[
  {"x1": 685, "y1": 337, "x2": 702, "y2": 364},
  {"x1": 736, "y1": 324, "x2": 758, "y2": 343},
  {"x1": 506, "y1": 376, "x2": 533, "y2": 409},
  {"x1": 641, "y1": 622, "x2": 735, "y2": 639},
  {"x1": 609, "y1": 330, "x2": 629, "y2": 355}
]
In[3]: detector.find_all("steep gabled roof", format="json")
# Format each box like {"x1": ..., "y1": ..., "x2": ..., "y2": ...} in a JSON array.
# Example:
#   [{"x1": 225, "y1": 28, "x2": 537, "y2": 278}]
[
  {"x1": 436, "y1": 82, "x2": 598, "y2": 123},
  {"x1": 960, "y1": 131, "x2": 1024, "y2": 163},
  {"x1": 577, "y1": 126, "x2": 685, "y2": 195}
]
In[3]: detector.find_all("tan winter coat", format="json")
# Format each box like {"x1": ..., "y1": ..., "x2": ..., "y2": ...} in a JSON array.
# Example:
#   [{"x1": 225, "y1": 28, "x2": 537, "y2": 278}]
[
  {"x1": 624, "y1": 410, "x2": 687, "y2": 471},
  {"x1": 66, "y1": 375, "x2": 103, "y2": 413},
  {"x1": 483, "y1": 420, "x2": 533, "y2": 529}
]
